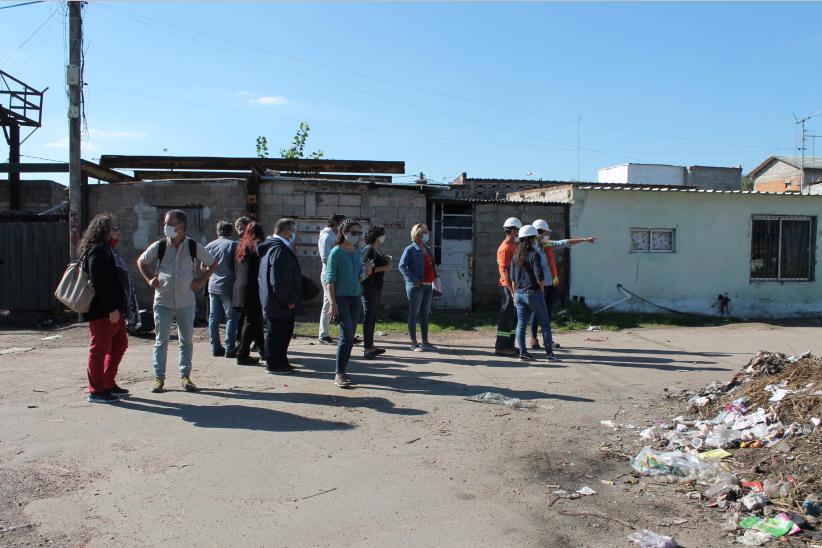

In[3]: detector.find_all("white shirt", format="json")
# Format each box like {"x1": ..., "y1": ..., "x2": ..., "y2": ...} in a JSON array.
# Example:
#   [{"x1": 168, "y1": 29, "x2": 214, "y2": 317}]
[{"x1": 138, "y1": 237, "x2": 216, "y2": 309}]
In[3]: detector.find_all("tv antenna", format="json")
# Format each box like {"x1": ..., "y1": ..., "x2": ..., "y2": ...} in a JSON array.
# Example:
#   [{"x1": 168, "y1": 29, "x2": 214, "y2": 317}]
[{"x1": 793, "y1": 109, "x2": 821, "y2": 193}]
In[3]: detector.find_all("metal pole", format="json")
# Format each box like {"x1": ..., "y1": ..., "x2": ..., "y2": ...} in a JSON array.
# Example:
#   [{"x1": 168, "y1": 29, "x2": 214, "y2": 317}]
[
  {"x1": 68, "y1": 1, "x2": 82, "y2": 257},
  {"x1": 9, "y1": 122, "x2": 20, "y2": 210},
  {"x1": 800, "y1": 119, "x2": 806, "y2": 194}
]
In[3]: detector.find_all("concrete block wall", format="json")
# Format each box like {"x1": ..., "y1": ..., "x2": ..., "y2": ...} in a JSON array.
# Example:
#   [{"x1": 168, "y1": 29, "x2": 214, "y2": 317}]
[
  {"x1": 472, "y1": 203, "x2": 567, "y2": 308},
  {"x1": 258, "y1": 177, "x2": 427, "y2": 307},
  {"x1": 0, "y1": 180, "x2": 67, "y2": 213},
  {"x1": 686, "y1": 166, "x2": 742, "y2": 191},
  {"x1": 88, "y1": 179, "x2": 248, "y2": 311}
]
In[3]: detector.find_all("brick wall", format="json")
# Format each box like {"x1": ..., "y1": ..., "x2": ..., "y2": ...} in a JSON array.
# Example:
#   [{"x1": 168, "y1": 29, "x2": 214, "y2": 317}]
[
  {"x1": 0, "y1": 180, "x2": 67, "y2": 212},
  {"x1": 258, "y1": 177, "x2": 427, "y2": 307},
  {"x1": 88, "y1": 179, "x2": 249, "y2": 312}
]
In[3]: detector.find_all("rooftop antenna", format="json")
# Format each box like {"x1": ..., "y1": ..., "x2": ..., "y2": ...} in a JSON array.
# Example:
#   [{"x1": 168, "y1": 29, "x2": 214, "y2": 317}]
[{"x1": 793, "y1": 109, "x2": 822, "y2": 193}]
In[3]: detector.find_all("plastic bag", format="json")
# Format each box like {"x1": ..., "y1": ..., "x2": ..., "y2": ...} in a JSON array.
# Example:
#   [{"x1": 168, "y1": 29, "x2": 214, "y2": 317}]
[
  {"x1": 630, "y1": 446, "x2": 700, "y2": 477},
  {"x1": 466, "y1": 392, "x2": 522, "y2": 408},
  {"x1": 627, "y1": 529, "x2": 678, "y2": 548},
  {"x1": 705, "y1": 426, "x2": 740, "y2": 449}
]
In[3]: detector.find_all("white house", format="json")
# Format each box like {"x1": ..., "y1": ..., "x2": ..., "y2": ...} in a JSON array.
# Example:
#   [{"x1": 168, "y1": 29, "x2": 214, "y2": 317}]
[
  {"x1": 508, "y1": 185, "x2": 822, "y2": 318},
  {"x1": 598, "y1": 163, "x2": 742, "y2": 190}
]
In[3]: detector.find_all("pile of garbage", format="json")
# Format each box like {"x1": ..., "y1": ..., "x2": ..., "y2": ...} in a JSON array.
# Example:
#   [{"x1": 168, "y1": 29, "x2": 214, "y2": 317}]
[{"x1": 629, "y1": 351, "x2": 822, "y2": 545}]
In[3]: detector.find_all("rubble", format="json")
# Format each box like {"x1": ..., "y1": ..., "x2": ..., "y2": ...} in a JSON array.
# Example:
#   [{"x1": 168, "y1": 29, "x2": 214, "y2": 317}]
[{"x1": 624, "y1": 350, "x2": 822, "y2": 545}]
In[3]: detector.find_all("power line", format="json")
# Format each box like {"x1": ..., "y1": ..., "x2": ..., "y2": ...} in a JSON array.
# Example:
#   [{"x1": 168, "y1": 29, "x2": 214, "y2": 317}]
[
  {"x1": 21, "y1": 153, "x2": 64, "y2": 162},
  {"x1": 0, "y1": 1, "x2": 43, "y2": 10},
  {"x1": 0, "y1": 2, "x2": 59, "y2": 64},
  {"x1": 94, "y1": 2, "x2": 790, "y2": 153}
]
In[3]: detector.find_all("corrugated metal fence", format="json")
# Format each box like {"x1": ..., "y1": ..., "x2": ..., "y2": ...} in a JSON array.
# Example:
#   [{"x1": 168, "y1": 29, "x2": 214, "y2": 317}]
[{"x1": 0, "y1": 221, "x2": 69, "y2": 311}]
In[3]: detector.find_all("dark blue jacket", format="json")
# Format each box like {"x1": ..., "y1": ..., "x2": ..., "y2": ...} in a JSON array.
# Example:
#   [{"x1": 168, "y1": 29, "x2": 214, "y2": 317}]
[
  {"x1": 510, "y1": 247, "x2": 544, "y2": 292},
  {"x1": 398, "y1": 242, "x2": 436, "y2": 285},
  {"x1": 258, "y1": 237, "x2": 303, "y2": 320}
]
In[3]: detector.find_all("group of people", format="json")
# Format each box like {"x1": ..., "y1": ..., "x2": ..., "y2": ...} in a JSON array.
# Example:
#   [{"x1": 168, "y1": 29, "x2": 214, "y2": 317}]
[
  {"x1": 494, "y1": 217, "x2": 596, "y2": 362},
  {"x1": 78, "y1": 210, "x2": 442, "y2": 401}
]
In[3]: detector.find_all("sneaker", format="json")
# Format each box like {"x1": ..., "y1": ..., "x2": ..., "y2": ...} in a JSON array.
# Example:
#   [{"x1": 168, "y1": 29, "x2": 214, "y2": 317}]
[
  {"x1": 181, "y1": 376, "x2": 198, "y2": 392},
  {"x1": 410, "y1": 343, "x2": 422, "y2": 352},
  {"x1": 334, "y1": 374, "x2": 352, "y2": 388},
  {"x1": 109, "y1": 385, "x2": 130, "y2": 396},
  {"x1": 545, "y1": 354, "x2": 561, "y2": 362},
  {"x1": 420, "y1": 342, "x2": 437, "y2": 352},
  {"x1": 353, "y1": 336, "x2": 363, "y2": 346},
  {"x1": 225, "y1": 351, "x2": 237, "y2": 359},
  {"x1": 87, "y1": 392, "x2": 119, "y2": 403},
  {"x1": 266, "y1": 364, "x2": 296, "y2": 374},
  {"x1": 364, "y1": 347, "x2": 386, "y2": 359},
  {"x1": 494, "y1": 348, "x2": 518, "y2": 357},
  {"x1": 236, "y1": 355, "x2": 260, "y2": 366},
  {"x1": 151, "y1": 377, "x2": 164, "y2": 393},
  {"x1": 554, "y1": 342, "x2": 561, "y2": 349},
  {"x1": 519, "y1": 353, "x2": 536, "y2": 361},
  {"x1": 372, "y1": 347, "x2": 386, "y2": 356},
  {"x1": 318, "y1": 336, "x2": 335, "y2": 345},
  {"x1": 213, "y1": 347, "x2": 226, "y2": 357}
]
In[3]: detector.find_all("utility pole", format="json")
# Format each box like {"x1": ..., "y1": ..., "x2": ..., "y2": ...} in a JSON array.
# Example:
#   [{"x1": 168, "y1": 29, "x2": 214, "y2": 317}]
[{"x1": 68, "y1": 1, "x2": 83, "y2": 257}]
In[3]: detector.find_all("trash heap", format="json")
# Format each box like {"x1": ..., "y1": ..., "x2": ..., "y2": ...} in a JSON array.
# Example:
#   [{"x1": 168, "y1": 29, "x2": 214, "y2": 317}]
[{"x1": 630, "y1": 351, "x2": 822, "y2": 545}]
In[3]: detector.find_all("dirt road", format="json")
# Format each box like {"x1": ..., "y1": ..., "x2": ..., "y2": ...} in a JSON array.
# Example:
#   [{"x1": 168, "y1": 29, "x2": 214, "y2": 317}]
[{"x1": 0, "y1": 322, "x2": 818, "y2": 547}]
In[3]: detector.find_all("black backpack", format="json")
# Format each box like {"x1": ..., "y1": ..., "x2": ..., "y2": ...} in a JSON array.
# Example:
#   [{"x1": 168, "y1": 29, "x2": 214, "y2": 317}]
[{"x1": 157, "y1": 237, "x2": 197, "y2": 265}]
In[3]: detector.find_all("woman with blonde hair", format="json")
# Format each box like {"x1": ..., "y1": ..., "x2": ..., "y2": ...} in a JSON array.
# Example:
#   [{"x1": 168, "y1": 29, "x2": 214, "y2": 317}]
[{"x1": 398, "y1": 223, "x2": 437, "y2": 352}]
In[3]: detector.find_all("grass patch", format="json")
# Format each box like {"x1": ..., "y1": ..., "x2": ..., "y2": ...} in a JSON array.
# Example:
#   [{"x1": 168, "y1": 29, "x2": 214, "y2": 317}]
[{"x1": 294, "y1": 302, "x2": 737, "y2": 338}]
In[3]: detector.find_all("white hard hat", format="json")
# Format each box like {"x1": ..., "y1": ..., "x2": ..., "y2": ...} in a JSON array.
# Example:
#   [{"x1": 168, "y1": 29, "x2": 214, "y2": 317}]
[
  {"x1": 503, "y1": 217, "x2": 522, "y2": 230},
  {"x1": 518, "y1": 224, "x2": 538, "y2": 239},
  {"x1": 532, "y1": 219, "x2": 551, "y2": 232}
]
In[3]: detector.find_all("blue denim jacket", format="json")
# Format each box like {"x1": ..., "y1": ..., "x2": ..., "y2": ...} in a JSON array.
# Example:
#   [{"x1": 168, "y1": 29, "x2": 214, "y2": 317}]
[{"x1": 399, "y1": 242, "x2": 436, "y2": 285}]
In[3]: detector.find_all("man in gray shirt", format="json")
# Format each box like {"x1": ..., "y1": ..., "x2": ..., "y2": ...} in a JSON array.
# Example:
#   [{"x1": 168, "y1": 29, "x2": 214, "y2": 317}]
[
  {"x1": 205, "y1": 221, "x2": 239, "y2": 358},
  {"x1": 137, "y1": 210, "x2": 217, "y2": 394}
]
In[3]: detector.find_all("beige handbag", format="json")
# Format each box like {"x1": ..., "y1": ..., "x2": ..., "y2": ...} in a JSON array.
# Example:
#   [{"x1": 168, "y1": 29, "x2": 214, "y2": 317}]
[{"x1": 54, "y1": 252, "x2": 95, "y2": 313}]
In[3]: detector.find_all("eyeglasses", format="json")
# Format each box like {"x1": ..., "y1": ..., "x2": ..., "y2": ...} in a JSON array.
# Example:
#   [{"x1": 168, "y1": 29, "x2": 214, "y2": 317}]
[{"x1": 111, "y1": 226, "x2": 119, "y2": 231}]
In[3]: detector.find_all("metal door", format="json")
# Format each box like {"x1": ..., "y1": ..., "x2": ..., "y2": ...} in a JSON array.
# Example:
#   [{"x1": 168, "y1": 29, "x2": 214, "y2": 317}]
[{"x1": 429, "y1": 202, "x2": 473, "y2": 310}]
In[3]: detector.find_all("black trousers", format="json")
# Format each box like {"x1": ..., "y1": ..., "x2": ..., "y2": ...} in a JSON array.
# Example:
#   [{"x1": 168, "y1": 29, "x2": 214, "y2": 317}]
[
  {"x1": 361, "y1": 285, "x2": 381, "y2": 350},
  {"x1": 265, "y1": 316, "x2": 294, "y2": 369},
  {"x1": 238, "y1": 306, "x2": 265, "y2": 358},
  {"x1": 495, "y1": 286, "x2": 517, "y2": 351}
]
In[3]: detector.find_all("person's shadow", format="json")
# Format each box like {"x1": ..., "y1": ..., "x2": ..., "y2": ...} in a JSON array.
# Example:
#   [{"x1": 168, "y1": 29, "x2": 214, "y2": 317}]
[{"x1": 117, "y1": 396, "x2": 356, "y2": 432}]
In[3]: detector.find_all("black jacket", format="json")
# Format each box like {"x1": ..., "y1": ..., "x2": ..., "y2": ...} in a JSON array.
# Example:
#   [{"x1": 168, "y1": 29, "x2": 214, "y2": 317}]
[
  {"x1": 257, "y1": 237, "x2": 303, "y2": 320},
  {"x1": 233, "y1": 245, "x2": 262, "y2": 312},
  {"x1": 82, "y1": 243, "x2": 124, "y2": 322}
]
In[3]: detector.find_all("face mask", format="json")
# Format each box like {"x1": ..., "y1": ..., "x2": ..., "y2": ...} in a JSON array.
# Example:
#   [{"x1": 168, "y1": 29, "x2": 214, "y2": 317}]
[
  {"x1": 378, "y1": 235, "x2": 386, "y2": 244},
  {"x1": 289, "y1": 232, "x2": 297, "y2": 244},
  {"x1": 108, "y1": 237, "x2": 120, "y2": 247},
  {"x1": 163, "y1": 225, "x2": 177, "y2": 238},
  {"x1": 422, "y1": 233, "x2": 430, "y2": 243},
  {"x1": 345, "y1": 233, "x2": 360, "y2": 245}
]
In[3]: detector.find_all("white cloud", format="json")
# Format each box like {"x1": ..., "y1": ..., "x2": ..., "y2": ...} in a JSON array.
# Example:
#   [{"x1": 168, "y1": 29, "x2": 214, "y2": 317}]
[
  {"x1": 252, "y1": 95, "x2": 289, "y2": 106},
  {"x1": 88, "y1": 129, "x2": 147, "y2": 139},
  {"x1": 235, "y1": 90, "x2": 253, "y2": 96},
  {"x1": 44, "y1": 137, "x2": 100, "y2": 152}
]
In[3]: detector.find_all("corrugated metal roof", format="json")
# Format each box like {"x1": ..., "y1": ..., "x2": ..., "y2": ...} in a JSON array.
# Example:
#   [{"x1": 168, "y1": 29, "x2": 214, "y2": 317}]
[
  {"x1": 575, "y1": 185, "x2": 822, "y2": 196},
  {"x1": 774, "y1": 156, "x2": 822, "y2": 170},
  {"x1": 431, "y1": 197, "x2": 567, "y2": 206}
]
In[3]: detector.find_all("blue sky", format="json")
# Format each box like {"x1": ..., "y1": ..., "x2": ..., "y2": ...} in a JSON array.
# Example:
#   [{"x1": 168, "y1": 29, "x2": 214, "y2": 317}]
[{"x1": 2, "y1": 1, "x2": 822, "y2": 185}]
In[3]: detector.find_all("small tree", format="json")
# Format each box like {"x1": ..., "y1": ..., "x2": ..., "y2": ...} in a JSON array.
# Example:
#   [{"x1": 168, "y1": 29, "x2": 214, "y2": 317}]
[
  {"x1": 255, "y1": 136, "x2": 269, "y2": 158},
  {"x1": 280, "y1": 122, "x2": 323, "y2": 160},
  {"x1": 741, "y1": 176, "x2": 754, "y2": 191}
]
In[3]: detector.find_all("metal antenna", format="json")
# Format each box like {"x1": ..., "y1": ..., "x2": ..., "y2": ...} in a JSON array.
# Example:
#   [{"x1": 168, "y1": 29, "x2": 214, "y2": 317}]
[{"x1": 794, "y1": 109, "x2": 822, "y2": 193}]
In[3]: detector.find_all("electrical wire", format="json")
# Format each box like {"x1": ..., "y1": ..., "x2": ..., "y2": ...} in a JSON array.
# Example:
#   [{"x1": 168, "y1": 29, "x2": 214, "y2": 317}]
[
  {"x1": 0, "y1": 2, "x2": 59, "y2": 64},
  {"x1": 21, "y1": 153, "x2": 64, "y2": 162},
  {"x1": 0, "y1": 0, "x2": 43, "y2": 10},
  {"x1": 94, "y1": 2, "x2": 790, "y2": 153}
]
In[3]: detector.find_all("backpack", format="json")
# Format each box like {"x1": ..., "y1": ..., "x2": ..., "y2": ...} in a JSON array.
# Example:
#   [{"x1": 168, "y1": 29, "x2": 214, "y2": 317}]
[
  {"x1": 54, "y1": 249, "x2": 95, "y2": 313},
  {"x1": 158, "y1": 237, "x2": 197, "y2": 264}
]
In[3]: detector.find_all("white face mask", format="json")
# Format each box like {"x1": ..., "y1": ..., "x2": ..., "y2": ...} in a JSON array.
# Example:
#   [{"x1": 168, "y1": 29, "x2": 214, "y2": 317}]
[
  {"x1": 421, "y1": 233, "x2": 430, "y2": 243},
  {"x1": 378, "y1": 235, "x2": 386, "y2": 244},
  {"x1": 163, "y1": 225, "x2": 177, "y2": 238},
  {"x1": 345, "y1": 233, "x2": 360, "y2": 245}
]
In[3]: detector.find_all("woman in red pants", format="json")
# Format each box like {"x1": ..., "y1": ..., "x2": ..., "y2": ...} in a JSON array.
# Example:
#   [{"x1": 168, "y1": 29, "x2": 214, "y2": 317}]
[{"x1": 79, "y1": 214, "x2": 129, "y2": 403}]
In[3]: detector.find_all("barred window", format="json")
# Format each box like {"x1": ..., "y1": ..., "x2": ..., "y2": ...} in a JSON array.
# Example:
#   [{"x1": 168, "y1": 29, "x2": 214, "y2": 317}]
[
  {"x1": 750, "y1": 216, "x2": 815, "y2": 281},
  {"x1": 630, "y1": 228, "x2": 675, "y2": 253}
]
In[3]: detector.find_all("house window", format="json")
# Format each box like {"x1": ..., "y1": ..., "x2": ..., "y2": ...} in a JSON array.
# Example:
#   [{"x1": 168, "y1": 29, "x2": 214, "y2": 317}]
[
  {"x1": 630, "y1": 228, "x2": 675, "y2": 253},
  {"x1": 750, "y1": 215, "x2": 815, "y2": 281}
]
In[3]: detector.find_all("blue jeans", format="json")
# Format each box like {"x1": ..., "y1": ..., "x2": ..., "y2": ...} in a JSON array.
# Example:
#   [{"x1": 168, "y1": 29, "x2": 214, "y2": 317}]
[
  {"x1": 209, "y1": 293, "x2": 238, "y2": 354},
  {"x1": 405, "y1": 283, "x2": 433, "y2": 343},
  {"x1": 530, "y1": 285, "x2": 555, "y2": 345},
  {"x1": 153, "y1": 305, "x2": 196, "y2": 379},
  {"x1": 515, "y1": 290, "x2": 551, "y2": 357},
  {"x1": 335, "y1": 296, "x2": 361, "y2": 375}
]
